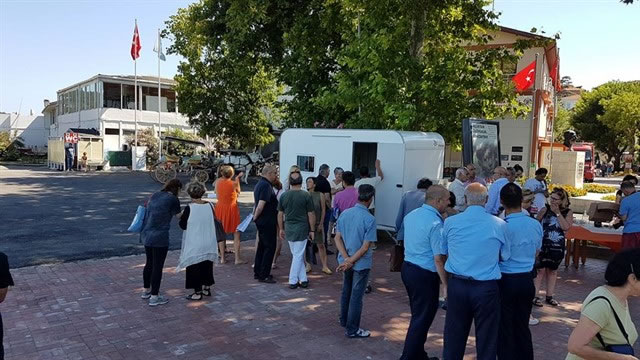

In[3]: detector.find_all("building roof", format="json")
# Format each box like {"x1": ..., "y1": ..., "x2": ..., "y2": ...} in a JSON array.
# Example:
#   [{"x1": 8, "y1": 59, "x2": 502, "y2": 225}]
[
  {"x1": 498, "y1": 26, "x2": 553, "y2": 41},
  {"x1": 42, "y1": 101, "x2": 57, "y2": 114},
  {"x1": 57, "y1": 74, "x2": 176, "y2": 94}
]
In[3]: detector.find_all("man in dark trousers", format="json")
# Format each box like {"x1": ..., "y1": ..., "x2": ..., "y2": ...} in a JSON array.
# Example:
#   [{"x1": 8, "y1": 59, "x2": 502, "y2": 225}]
[
  {"x1": 252, "y1": 165, "x2": 279, "y2": 283},
  {"x1": 315, "y1": 164, "x2": 334, "y2": 255},
  {"x1": 400, "y1": 185, "x2": 449, "y2": 360},
  {"x1": 441, "y1": 183, "x2": 510, "y2": 360},
  {"x1": 498, "y1": 183, "x2": 542, "y2": 360},
  {"x1": 0, "y1": 251, "x2": 15, "y2": 360}
]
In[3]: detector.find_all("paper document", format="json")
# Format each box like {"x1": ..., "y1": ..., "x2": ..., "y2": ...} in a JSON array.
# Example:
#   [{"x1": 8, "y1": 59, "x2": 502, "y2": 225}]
[{"x1": 236, "y1": 214, "x2": 253, "y2": 233}]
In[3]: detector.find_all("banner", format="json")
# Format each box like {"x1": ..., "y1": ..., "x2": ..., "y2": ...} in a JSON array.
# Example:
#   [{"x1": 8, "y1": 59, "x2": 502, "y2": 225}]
[{"x1": 462, "y1": 118, "x2": 501, "y2": 182}]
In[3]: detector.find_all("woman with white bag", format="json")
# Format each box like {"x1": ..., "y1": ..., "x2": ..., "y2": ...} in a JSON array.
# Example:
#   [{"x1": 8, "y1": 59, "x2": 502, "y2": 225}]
[{"x1": 178, "y1": 182, "x2": 219, "y2": 301}]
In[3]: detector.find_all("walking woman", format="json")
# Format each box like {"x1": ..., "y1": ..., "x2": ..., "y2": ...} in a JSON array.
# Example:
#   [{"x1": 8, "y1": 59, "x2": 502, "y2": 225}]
[
  {"x1": 567, "y1": 248, "x2": 639, "y2": 359},
  {"x1": 215, "y1": 165, "x2": 246, "y2": 264},
  {"x1": 178, "y1": 182, "x2": 218, "y2": 300},
  {"x1": 306, "y1": 177, "x2": 332, "y2": 275},
  {"x1": 140, "y1": 179, "x2": 183, "y2": 306},
  {"x1": 533, "y1": 187, "x2": 573, "y2": 307}
]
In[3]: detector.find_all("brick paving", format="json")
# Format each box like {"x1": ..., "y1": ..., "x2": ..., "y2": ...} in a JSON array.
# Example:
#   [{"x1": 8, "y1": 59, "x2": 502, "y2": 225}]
[{"x1": 2, "y1": 242, "x2": 639, "y2": 360}]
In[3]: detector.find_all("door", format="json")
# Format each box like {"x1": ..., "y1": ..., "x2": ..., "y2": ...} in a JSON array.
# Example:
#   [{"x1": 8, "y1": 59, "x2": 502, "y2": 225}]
[{"x1": 375, "y1": 143, "x2": 405, "y2": 230}]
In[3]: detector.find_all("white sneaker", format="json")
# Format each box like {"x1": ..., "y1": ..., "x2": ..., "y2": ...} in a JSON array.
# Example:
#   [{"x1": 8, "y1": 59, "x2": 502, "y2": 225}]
[
  {"x1": 148, "y1": 295, "x2": 169, "y2": 307},
  {"x1": 529, "y1": 316, "x2": 540, "y2": 326}
]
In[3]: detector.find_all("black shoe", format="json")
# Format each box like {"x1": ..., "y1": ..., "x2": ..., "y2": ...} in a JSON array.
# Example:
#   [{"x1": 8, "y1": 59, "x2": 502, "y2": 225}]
[
  {"x1": 365, "y1": 285, "x2": 372, "y2": 294},
  {"x1": 326, "y1": 249, "x2": 335, "y2": 255},
  {"x1": 289, "y1": 283, "x2": 299, "y2": 289},
  {"x1": 300, "y1": 281, "x2": 309, "y2": 288},
  {"x1": 259, "y1": 276, "x2": 276, "y2": 284}
]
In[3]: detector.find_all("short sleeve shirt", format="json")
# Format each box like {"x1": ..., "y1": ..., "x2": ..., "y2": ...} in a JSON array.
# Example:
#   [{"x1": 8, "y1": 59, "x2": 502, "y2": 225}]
[
  {"x1": 309, "y1": 191, "x2": 324, "y2": 227},
  {"x1": 334, "y1": 187, "x2": 359, "y2": 213},
  {"x1": 337, "y1": 204, "x2": 377, "y2": 270},
  {"x1": 315, "y1": 175, "x2": 331, "y2": 196},
  {"x1": 254, "y1": 177, "x2": 278, "y2": 226},
  {"x1": 278, "y1": 190, "x2": 314, "y2": 241},
  {"x1": 0, "y1": 252, "x2": 14, "y2": 289},
  {"x1": 403, "y1": 204, "x2": 445, "y2": 272},
  {"x1": 566, "y1": 286, "x2": 638, "y2": 359},
  {"x1": 355, "y1": 177, "x2": 382, "y2": 209},
  {"x1": 620, "y1": 192, "x2": 640, "y2": 233},
  {"x1": 141, "y1": 191, "x2": 181, "y2": 247},
  {"x1": 524, "y1": 178, "x2": 547, "y2": 214}
]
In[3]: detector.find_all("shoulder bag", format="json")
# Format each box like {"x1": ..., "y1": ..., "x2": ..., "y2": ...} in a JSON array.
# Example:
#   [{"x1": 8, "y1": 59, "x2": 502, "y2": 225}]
[
  {"x1": 587, "y1": 296, "x2": 635, "y2": 355},
  {"x1": 209, "y1": 203, "x2": 227, "y2": 243}
]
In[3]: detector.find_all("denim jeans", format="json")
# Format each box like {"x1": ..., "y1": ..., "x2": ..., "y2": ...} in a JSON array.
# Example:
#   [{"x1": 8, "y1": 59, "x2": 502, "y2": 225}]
[{"x1": 340, "y1": 268, "x2": 370, "y2": 335}]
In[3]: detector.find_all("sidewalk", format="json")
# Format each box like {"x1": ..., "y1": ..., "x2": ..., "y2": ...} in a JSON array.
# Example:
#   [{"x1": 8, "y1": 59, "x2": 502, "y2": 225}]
[{"x1": 2, "y1": 243, "x2": 639, "y2": 360}]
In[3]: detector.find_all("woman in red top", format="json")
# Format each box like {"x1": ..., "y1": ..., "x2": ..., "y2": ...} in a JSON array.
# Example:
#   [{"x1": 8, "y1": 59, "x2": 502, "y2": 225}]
[{"x1": 215, "y1": 166, "x2": 246, "y2": 264}]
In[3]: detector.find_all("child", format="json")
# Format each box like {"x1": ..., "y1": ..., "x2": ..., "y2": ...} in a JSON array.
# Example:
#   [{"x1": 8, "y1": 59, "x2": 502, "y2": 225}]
[{"x1": 81, "y1": 152, "x2": 88, "y2": 172}]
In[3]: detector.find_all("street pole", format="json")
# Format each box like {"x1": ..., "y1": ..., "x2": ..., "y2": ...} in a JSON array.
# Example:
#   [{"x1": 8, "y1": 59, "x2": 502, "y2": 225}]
[
  {"x1": 134, "y1": 19, "x2": 138, "y2": 171},
  {"x1": 549, "y1": 47, "x2": 559, "y2": 178},
  {"x1": 157, "y1": 28, "x2": 162, "y2": 161}
]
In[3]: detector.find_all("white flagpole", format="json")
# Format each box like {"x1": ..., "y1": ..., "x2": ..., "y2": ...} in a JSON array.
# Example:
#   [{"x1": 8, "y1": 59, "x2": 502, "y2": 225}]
[
  {"x1": 134, "y1": 19, "x2": 138, "y2": 171},
  {"x1": 157, "y1": 28, "x2": 162, "y2": 160},
  {"x1": 549, "y1": 47, "x2": 559, "y2": 177},
  {"x1": 532, "y1": 53, "x2": 539, "y2": 173}
]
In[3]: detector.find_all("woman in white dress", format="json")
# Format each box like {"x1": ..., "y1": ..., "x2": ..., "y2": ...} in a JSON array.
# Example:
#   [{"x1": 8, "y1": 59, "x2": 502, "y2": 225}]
[{"x1": 177, "y1": 182, "x2": 219, "y2": 300}]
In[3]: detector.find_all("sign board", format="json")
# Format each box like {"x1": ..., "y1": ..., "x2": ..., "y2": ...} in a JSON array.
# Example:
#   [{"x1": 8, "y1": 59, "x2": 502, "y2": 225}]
[
  {"x1": 64, "y1": 132, "x2": 79, "y2": 144},
  {"x1": 462, "y1": 118, "x2": 501, "y2": 182}
]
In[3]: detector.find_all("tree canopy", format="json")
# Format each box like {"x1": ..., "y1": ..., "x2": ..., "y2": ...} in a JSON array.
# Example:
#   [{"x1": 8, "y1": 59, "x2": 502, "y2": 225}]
[
  {"x1": 165, "y1": 0, "x2": 540, "y2": 146},
  {"x1": 571, "y1": 81, "x2": 640, "y2": 168}
]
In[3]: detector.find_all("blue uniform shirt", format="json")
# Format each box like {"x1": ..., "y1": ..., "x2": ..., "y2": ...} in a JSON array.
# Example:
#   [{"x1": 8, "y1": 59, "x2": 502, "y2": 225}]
[
  {"x1": 441, "y1": 205, "x2": 510, "y2": 280},
  {"x1": 485, "y1": 178, "x2": 509, "y2": 215},
  {"x1": 337, "y1": 204, "x2": 377, "y2": 271},
  {"x1": 403, "y1": 204, "x2": 445, "y2": 272},
  {"x1": 620, "y1": 192, "x2": 640, "y2": 234},
  {"x1": 395, "y1": 190, "x2": 427, "y2": 241},
  {"x1": 500, "y1": 211, "x2": 543, "y2": 274}
]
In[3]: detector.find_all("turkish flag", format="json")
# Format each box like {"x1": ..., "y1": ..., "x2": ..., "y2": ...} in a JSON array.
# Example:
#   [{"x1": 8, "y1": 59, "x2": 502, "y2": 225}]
[
  {"x1": 512, "y1": 60, "x2": 536, "y2": 91},
  {"x1": 131, "y1": 23, "x2": 141, "y2": 60}
]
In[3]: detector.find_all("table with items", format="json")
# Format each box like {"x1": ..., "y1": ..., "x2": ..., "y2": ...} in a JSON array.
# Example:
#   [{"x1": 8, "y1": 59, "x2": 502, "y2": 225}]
[{"x1": 564, "y1": 221, "x2": 622, "y2": 269}]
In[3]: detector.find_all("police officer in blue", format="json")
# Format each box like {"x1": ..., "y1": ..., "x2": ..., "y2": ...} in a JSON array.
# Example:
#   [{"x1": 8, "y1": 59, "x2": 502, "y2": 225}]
[
  {"x1": 498, "y1": 183, "x2": 542, "y2": 360},
  {"x1": 441, "y1": 182, "x2": 510, "y2": 360},
  {"x1": 400, "y1": 185, "x2": 450, "y2": 360}
]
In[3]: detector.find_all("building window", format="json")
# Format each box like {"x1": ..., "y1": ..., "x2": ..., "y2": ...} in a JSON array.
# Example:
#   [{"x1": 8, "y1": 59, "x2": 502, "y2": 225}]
[
  {"x1": 104, "y1": 128, "x2": 119, "y2": 135},
  {"x1": 122, "y1": 84, "x2": 137, "y2": 110},
  {"x1": 141, "y1": 86, "x2": 159, "y2": 111},
  {"x1": 501, "y1": 58, "x2": 518, "y2": 78},
  {"x1": 296, "y1": 155, "x2": 315, "y2": 173},
  {"x1": 162, "y1": 88, "x2": 177, "y2": 112},
  {"x1": 122, "y1": 129, "x2": 135, "y2": 136},
  {"x1": 103, "y1": 82, "x2": 121, "y2": 109}
]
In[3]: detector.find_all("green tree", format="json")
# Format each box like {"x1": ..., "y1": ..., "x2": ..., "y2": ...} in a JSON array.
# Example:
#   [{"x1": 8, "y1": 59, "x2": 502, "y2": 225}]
[
  {"x1": 571, "y1": 81, "x2": 640, "y2": 170},
  {"x1": 553, "y1": 106, "x2": 572, "y2": 143},
  {"x1": 126, "y1": 128, "x2": 159, "y2": 165},
  {"x1": 598, "y1": 89, "x2": 640, "y2": 162},
  {"x1": 166, "y1": 0, "x2": 539, "y2": 145}
]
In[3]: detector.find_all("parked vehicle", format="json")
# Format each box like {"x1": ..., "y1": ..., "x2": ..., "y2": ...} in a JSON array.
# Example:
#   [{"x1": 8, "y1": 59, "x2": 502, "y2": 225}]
[
  {"x1": 279, "y1": 129, "x2": 445, "y2": 230},
  {"x1": 572, "y1": 142, "x2": 595, "y2": 182}
]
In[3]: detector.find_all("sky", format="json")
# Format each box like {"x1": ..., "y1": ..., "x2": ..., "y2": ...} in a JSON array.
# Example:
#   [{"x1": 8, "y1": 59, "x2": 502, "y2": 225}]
[{"x1": 1, "y1": 0, "x2": 639, "y2": 115}]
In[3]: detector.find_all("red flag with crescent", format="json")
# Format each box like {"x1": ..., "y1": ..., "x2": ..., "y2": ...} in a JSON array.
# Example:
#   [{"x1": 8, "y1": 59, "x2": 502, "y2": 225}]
[
  {"x1": 131, "y1": 23, "x2": 141, "y2": 60},
  {"x1": 512, "y1": 60, "x2": 536, "y2": 91}
]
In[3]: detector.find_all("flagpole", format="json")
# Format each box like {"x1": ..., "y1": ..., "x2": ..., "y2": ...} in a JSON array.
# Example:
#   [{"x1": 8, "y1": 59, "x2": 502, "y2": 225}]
[
  {"x1": 134, "y1": 19, "x2": 139, "y2": 171},
  {"x1": 549, "y1": 47, "x2": 559, "y2": 178},
  {"x1": 157, "y1": 28, "x2": 162, "y2": 161},
  {"x1": 532, "y1": 53, "x2": 539, "y2": 173}
]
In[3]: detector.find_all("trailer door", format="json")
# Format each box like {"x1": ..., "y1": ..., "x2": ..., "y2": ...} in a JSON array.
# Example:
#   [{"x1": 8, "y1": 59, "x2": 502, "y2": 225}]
[{"x1": 375, "y1": 143, "x2": 405, "y2": 230}]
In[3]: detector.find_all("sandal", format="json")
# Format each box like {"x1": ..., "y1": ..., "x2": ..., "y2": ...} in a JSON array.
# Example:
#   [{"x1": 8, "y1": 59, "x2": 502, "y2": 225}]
[
  {"x1": 186, "y1": 292, "x2": 203, "y2": 301},
  {"x1": 545, "y1": 296, "x2": 559, "y2": 306},
  {"x1": 532, "y1": 297, "x2": 543, "y2": 307},
  {"x1": 202, "y1": 288, "x2": 212, "y2": 297}
]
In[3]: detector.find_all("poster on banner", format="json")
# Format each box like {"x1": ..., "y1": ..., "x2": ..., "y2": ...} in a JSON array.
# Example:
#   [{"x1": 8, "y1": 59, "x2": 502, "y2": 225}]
[{"x1": 462, "y1": 118, "x2": 501, "y2": 182}]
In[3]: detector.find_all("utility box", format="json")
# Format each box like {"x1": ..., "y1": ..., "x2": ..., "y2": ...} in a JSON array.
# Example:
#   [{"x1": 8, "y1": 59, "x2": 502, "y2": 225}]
[{"x1": 551, "y1": 151, "x2": 585, "y2": 188}]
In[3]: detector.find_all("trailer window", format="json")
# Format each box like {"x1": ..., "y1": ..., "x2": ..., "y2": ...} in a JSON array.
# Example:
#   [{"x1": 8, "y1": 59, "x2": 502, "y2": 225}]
[{"x1": 297, "y1": 155, "x2": 315, "y2": 173}]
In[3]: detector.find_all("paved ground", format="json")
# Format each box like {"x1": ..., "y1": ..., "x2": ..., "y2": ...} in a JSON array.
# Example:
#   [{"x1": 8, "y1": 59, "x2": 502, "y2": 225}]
[
  {"x1": 0, "y1": 166, "x2": 257, "y2": 268},
  {"x1": 2, "y1": 244, "x2": 639, "y2": 360}
]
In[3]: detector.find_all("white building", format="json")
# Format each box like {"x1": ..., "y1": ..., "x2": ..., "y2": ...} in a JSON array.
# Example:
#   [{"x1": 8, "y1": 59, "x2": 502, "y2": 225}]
[
  {"x1": 0, "y1": 112, "x2": 48, "y2": 152},
  {"x1": 44, "y1": 74, "x2": 194, "y2": 153}
]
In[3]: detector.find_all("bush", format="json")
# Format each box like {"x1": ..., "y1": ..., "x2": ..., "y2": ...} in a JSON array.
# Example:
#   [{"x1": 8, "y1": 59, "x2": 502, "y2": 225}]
[
  {"x1": 549, "y1": 184, "x2": 588, "y2": 197},
  {"x1": 601, "y1": 195, "x2": 616, "y2": 201},
  {"x1": 584, "y1": 184, "x2": 616, "y2": 193}
]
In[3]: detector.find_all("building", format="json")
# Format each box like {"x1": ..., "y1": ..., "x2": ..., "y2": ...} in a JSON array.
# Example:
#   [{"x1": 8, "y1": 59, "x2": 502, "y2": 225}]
[
  {"x1": 457, "y1": 26, "x2": 560, "y2": 176},
  {"x1": 44, "y1": 74, "x2": 193, "y2": 153},
  {"x1": 559, "y1": 86, "x2": 584, "y2": 110},
  {"x1": 0, "y1": 112, "x2": 48, "y2": 152}
]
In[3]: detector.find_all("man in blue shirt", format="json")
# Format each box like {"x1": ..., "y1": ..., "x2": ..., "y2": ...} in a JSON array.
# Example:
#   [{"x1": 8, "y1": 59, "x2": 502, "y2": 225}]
[
  {"x1": 619, "y1": 180, "x2": 640, "y2": 249},
  {"x1": 498, "y1": 183, "x2": 542, "y2": 360},
  {"x1": 334, "y1": 184, "x2": 377, "y2": 338},
  {"x1": 395, "y1": 178, "x2": 432, "y2": 241},
  {"x1": 441, "y1": 183, "x2": 510, "y2": 360},
  {"x1": 400, "y1": 185, "x2": 449, "y2": 360},
  {"x1": 485, "y1": 166, "x2": 509, "y2": 215}
]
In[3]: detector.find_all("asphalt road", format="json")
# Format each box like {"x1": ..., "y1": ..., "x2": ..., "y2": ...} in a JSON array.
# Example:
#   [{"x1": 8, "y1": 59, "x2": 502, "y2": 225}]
[{"x1": 0, "y1": 165, "x2": 258, "y2": 268}]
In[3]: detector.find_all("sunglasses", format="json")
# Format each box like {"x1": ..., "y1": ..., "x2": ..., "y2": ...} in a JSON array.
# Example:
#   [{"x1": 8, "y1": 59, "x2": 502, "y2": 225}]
[{"x1": 550, "y1": 196, "x2": 562, "y2": 201}]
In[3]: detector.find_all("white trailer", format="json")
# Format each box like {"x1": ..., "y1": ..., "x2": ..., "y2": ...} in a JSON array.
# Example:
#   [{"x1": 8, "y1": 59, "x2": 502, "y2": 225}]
[{"x1": 279, "y1": 129, "x2": 445, "y2": 231}]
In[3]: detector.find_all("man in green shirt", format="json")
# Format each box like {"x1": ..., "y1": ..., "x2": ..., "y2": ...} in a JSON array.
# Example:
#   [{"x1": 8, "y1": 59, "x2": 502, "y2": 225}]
[{"x1": 278, "y1": 172, "x2": 316, "y2": 289}]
